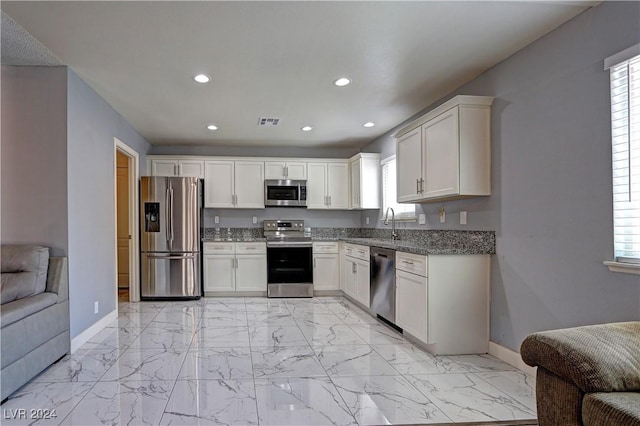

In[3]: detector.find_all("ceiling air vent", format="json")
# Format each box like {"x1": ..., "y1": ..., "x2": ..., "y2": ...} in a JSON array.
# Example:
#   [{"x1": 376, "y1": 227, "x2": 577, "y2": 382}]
[{"x1": 258, "y1": 117, "x2": 280, "y2": 126}]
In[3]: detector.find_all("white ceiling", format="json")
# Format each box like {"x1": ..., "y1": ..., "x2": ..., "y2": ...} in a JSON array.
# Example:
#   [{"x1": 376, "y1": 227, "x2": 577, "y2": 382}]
[{"x1": 1, "y1": 1, "x2": 594, "y2": 149}]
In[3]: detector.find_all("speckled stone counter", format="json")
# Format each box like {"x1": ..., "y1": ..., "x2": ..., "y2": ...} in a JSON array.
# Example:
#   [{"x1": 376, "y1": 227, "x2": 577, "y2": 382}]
[
  {"x1": 202, "y1": 227, "x2": 495, "y2": 255},
  {"x1": 341, "y1": 233, "x2": 494, "y2": 255}
]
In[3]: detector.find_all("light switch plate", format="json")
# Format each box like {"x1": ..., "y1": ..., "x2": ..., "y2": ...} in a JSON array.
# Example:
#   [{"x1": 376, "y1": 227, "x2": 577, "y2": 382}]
[
  {"x1": 418, "y1": 214, "x2": 426, "y2": 225},
  {"x1": 460, "y1": 211, "x2": 467, "y2": 225},
  {"x1": 252, "y1": 216, "x2": 257, "y2": 224},
  {"x1": 214, "y1": 216, "x2": 219, "y2": 224},
  {"x1": 365, "y1": 217, "x2": 370, "y2": 225}
]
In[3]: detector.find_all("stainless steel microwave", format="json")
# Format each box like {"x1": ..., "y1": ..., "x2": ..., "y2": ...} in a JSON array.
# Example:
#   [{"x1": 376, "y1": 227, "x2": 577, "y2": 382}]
[{"x1": 264, "y1": 180, "x2": 307, "y2": 207}]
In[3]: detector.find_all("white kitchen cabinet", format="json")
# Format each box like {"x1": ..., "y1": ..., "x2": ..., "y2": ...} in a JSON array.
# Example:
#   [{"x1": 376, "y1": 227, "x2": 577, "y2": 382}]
[
  {"x1": 236, "y1": 255, "x2": 267, "y2": 291},
  {"x1": 350, "y1": 153, "x2": 380, "y2": 210},
  {"x1": 395, "y1": 95, "x2": 493, "y2": 203},
  {"x1": 342, "y1": 243, "x2": 370, "y2": 307},
  {"x1": 396, "y1": 128, "x2": 423, "y2": 203},
  {"x1": 204, "y1": 160, "x2": 264, "y2": 208},
  {"x1": 313, "y1": 242, "x2": 340, "y2": 291},
  {"x1": 395, "y1": 251, "x2": 489, "y2": 355},
  {"x1": 203, "y1": 255, "x2": 235, "y2": 292},
  {"x1": 234, "y1": 161, "x2": 265, "y2": 208},
  {"x1": 203, "y1": 242, "x2": 267, "y2": 294},
  {"x1": 342, "y1": 257, "x2": 358, "y2": 299},
  {"x1": 149, "y1": 158, "x2": 205, "y2": 178},
  {"x1": 264, "y1": 161, "x2": 307, "y2": 180},
  {"x1": 307, "y1": 161, "x2": 350, "y2": 210}
]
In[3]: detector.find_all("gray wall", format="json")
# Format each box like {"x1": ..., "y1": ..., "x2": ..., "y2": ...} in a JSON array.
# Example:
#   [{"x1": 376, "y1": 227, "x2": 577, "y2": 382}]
[
  {"x1": 204, "y1": 208, "x2": 361, "y2": 229},
  {"x1": 66, "y1": 69, "x2": 150, "y2": 339},
  {"x1": 150, "y1": 144, "x2": 359, "y2": 159},
  {"x1": 1, "y1": 66, "x2": 69, "y2": 256},
  {"x1": 361, "y1": 1, "x2": 640, "y2": 351}
]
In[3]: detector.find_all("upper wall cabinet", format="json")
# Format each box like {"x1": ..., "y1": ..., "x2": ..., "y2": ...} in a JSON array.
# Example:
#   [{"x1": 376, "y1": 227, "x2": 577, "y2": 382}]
[
  {"x1": 149, "y1": 157, "x2": 205, "y2": 178},
  {"x1": 264, "y1": 161, "x2": 307, "y2": 180},
  {"x1": 396, "y1": 95, "x2": 494, "y2": 203},
  {"x1": 307, "y1": 161, "x2": 350, "y2": 210},
  {"x1": 204, "y1": 160, "x2": 264, "y2": 209},
  {"x1": 350, "y1": 153, "x2": 380, "y2": 210}
]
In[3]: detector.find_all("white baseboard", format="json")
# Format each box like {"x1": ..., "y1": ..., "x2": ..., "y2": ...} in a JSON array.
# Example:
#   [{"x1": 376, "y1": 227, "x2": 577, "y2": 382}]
[
  {"x1": 489, "y1": 341, "x2": 536, "y2": 377},
  {"x1": 70, "y1": 310, "x2": 117, "y2": 353}
]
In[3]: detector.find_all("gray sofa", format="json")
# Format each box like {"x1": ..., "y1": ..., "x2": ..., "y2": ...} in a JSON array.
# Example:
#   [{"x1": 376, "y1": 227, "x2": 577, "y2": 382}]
[
  {"x1": 521, "y1": 322, "x2": 640, "y2": 426},
  {"x1": 1, "y1": 245, "x2": 70, "y2": 401}
]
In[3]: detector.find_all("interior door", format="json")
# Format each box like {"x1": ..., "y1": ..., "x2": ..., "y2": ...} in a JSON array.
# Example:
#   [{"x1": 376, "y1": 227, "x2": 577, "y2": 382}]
[{"x1": 116, "y1": 152, "x2": 130, "y2": 288}]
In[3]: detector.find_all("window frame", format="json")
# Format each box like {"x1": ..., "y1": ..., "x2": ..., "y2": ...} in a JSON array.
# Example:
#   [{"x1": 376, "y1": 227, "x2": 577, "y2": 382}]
[
  {"x1": 380, "y1": 155, "x2": 416, "y2": 221},
  {"x1": 604, "y1": 43, "x2": 640, "y2": 275}
]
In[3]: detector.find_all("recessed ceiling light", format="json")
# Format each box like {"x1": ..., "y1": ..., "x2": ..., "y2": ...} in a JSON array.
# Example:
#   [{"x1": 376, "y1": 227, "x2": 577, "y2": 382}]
[
  {"x1": 333, "y1": 77, "x2": 351, "y2": 87},
  {"x1": 301, "y1": 126, "x2": 313, "y2": 132},
  {"x1": 207, "y1": 124, "x2": 218, "y2": 130},
  {"x1": 363, "y1": 122, "x2": 375, "y2": 128},
  {"x1": 193, "y1": 74, "x2": 211, "y2": 83}
]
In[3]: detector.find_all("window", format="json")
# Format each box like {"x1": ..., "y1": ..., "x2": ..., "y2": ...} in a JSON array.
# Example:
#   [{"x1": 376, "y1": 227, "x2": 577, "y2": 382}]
[
  {"x1": 381, "y1": 156, "x2": 415, "y2": 220},
  {"x1": 609, "y1": 47, "x2": 640, "y2": 263}
]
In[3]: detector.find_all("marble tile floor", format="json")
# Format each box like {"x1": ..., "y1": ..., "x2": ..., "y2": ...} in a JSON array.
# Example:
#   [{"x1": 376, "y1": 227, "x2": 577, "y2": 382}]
[{"x1": 2, "y1": 296, "x2": 538, "y2": 426}]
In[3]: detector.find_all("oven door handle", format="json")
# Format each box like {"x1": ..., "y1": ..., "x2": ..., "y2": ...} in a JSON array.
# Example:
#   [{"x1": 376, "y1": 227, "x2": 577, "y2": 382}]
[{"x1": 266, "y1": 241, "x2": 313, "y2": 248}]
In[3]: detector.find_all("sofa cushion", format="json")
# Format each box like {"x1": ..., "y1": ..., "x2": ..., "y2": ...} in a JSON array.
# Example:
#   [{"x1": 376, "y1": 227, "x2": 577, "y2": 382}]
[
  {"x1": 521, "y1": 322, "x2": 640, "y2": 392},
  {"x1": 1, "y1": 245, "x2": 49, "y2": 304},
  {"x1": 0, "y1": 292, "x2": 57, "y2": 328},
  {"x1": 583, "y1": 392, "x2": 640, "y2": 426}
]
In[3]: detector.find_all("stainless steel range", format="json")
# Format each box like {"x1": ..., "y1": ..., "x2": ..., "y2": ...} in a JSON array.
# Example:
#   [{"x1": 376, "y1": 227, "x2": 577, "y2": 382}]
[{"x1": 264, "y1": 219, "x2": 313, "y2": 298}]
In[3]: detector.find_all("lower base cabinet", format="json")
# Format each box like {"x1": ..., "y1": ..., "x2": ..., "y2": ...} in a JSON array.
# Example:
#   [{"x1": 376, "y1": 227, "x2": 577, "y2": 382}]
[
  {"x1": 342, "y1": 243, "x2": 370, "y2": 307},
  {"x1": 313, "y1": 242, "x2": 340, "y2": 291},
  {"x1": 203, "y1": 242, "x2": 266, "y2": 293},
  {"x1": 396, "y1": 252, "x2": 489, "y2": 355}
]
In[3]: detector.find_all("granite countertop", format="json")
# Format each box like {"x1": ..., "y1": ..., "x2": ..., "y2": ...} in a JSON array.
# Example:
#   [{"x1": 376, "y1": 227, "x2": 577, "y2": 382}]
[
  {"x1": 201, "y1": 229, "x2": 495, "y2": 255},
  {"x1": 341, "y1": 236, "x2": 494, "y2": 255}
]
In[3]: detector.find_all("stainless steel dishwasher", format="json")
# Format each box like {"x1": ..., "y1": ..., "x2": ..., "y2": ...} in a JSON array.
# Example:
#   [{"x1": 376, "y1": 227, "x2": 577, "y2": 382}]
[{"x1": 370, "y1": 247, "x2": 396, "y2": 324}]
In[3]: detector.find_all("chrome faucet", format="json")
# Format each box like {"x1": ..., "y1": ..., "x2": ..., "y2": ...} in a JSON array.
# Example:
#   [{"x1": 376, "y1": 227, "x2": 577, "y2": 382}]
[{"x1": 384, "y1": 207, "x2": 398, "y2": 240}]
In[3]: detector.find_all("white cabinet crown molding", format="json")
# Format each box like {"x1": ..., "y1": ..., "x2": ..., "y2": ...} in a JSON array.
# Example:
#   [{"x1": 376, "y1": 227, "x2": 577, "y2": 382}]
[{"x1": 395, "y1": 95, "x2": 495, "y2": 138}]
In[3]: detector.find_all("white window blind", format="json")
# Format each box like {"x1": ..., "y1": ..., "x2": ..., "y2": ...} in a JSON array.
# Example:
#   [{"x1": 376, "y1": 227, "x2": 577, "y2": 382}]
[
  {"x1": 611, "y1": 54, "x2": 640, "y2": 262},
  {"x1": 381, "y1": 156, "x2": 415, "y2": 220}
]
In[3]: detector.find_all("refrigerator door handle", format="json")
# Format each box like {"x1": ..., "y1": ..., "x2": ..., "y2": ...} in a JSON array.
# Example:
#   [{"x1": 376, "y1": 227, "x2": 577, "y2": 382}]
[
  {"x1": 146, "y1": 253, "x2": 197, "y2": 260},
  {"x1": 169, "y1": 187, "x2": 174, "y2": 242},
  {"x1": 165, "y1": 187, "x2": 172, "y2": 242}
]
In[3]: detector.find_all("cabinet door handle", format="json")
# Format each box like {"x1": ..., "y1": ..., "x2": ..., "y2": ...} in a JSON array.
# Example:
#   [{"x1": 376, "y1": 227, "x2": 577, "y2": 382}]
[
  {"x1": 328, "y1": 195, "x2": 332, "y2": 206},
  {"x1": 420, "y1": 178, "x2": 424, "y2": 194},
  {"x1": 352, "y1": 263, "x2": 357, "y2": 273},
  {"x1": 402, "y1": 260, "x2": 414, "y2": 265},
  {"x1": 175, "y1": 164, "x2": 179, "y2": 176},
  {"x1": 416, "y1": 178, "x2": 420, "y2": 194}
]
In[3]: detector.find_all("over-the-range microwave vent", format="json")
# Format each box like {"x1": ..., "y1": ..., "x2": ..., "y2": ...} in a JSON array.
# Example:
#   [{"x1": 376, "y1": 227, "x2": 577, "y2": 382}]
[{"x1": 257, "y1": 117, "x2": 281, "y2": 126}]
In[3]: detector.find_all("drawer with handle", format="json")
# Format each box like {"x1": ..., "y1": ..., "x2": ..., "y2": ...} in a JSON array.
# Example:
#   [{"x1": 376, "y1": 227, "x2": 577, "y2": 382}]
[
  {"x1": 396, "y1": 251, "x2": 428, "y2": 276},
  {"x1": 203, "y1": 242, "x2": 234, "y2": 255},
  {"x1": 313, "y1": 241, "x2": 339, "y2": 254},
  {"x1": 236, "y1": 242, "x2": 267, "y2": 254},
  {"x1": 344, "y1": 243, "x2": 369, "y2": 261}
]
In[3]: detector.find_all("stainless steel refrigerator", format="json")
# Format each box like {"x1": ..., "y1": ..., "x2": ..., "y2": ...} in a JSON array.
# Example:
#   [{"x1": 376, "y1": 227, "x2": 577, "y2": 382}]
[{"x1": 140, "y1": 176, "x2": 202, "y2": 299}]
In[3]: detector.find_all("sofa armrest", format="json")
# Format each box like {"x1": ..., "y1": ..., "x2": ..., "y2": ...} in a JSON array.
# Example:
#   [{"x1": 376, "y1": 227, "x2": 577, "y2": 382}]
[
  {"x1": 520, "y1": 322, "x2": 640, "y2": 393},
  {"x1": 45, "y1": 257, "x2": 68, "y2": 302}
]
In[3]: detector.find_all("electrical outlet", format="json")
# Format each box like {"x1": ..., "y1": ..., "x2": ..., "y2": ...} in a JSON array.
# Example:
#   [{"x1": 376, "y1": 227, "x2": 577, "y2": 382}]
[
  {"x1": 418, "y1": 214, "x2": 426, "y2": 225},
  {"x1": 252, "y1": 216, "x2": 257, "y2": 224},
  {"x1": 365, "y1": 217, "x2": 370, "y2": 225},
  {"x1": 214, "y1": 216, "x2": 219, "y2": 224},
  {"x1": 94, "y1": 301, "x2": 99, "y2": 314},
  {"x1": 460, "y1": 211, "x2": 467, "y2": 225}
]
